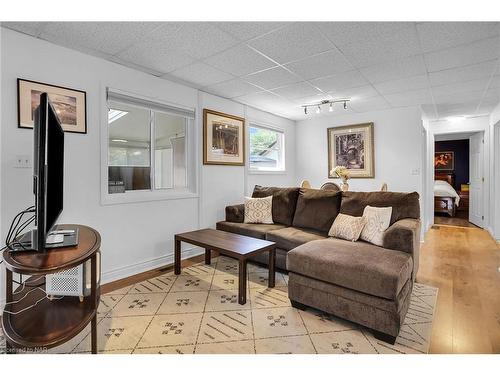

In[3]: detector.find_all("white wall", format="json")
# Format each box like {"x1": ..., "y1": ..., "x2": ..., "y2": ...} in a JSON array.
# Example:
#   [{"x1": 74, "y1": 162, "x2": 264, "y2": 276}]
[
  {"x1": 295, "y1": 106, "x2": 424, "y2": 193},
  {"x1": 0, "y1": 29, "x2": 296, "y2": 305}
]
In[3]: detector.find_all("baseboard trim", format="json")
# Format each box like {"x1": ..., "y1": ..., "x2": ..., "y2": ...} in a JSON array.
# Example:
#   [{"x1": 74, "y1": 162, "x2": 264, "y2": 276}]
[{"x1": 101, "y1": 246, "x2": 204, "y2": 285}]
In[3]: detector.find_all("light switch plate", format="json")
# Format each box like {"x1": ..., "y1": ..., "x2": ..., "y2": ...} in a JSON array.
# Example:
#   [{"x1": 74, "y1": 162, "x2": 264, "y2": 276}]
[{"x1": 14, "y1": 155, "x2": 32, "y2": 168}]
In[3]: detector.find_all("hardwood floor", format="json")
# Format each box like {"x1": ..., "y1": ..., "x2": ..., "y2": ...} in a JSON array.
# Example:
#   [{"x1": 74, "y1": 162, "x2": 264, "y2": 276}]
[
  {"x1": 434, "y1": 210, "x2": 478, "y2": 228},
  {"x1": 418, "y1": 225, "x2": 500, "y2": 353}
]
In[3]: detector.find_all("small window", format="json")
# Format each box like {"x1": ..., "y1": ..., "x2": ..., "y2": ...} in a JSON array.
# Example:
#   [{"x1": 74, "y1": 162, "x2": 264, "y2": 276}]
[
  {"x1": 106, "y1": 91, "x2": 192, "y2": 195},
  {"x1": 249, "y1": 125, "x2": 285, "y2": 172}
]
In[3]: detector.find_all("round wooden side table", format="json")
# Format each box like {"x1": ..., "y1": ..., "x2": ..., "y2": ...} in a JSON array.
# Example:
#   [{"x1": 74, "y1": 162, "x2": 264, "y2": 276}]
[{"x1": 2, "y1": 224, "x2": 101, "y2": 354}]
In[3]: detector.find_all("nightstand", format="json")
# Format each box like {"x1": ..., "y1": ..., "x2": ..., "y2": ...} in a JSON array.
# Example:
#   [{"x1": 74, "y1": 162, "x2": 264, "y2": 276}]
[{"x1": 458, "y1": 190, "x2": 469, "y2": 212}]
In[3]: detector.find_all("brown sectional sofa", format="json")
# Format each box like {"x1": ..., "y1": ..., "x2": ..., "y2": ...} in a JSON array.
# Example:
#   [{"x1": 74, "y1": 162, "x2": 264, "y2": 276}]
[{"x1": 216, "y1": 185, "x2": 421, "y2": 343}]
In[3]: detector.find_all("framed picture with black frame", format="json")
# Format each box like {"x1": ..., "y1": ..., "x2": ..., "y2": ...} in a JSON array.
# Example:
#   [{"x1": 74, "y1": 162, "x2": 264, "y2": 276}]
[{"x1": 17, "y1": 78, "x2": 87, "y2": 134}]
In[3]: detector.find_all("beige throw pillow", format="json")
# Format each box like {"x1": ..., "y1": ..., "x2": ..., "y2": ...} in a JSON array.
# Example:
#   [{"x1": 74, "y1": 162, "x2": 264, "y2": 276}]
[
  {"x1": 360, "y1": 206, "x2": 392, "y2": 246},
  {"x1": 244, "y1": 196, "x2": 274, "y2": 224},
  {"x1": 328, "y1": 213, "x2": 366, "y2": 242}
]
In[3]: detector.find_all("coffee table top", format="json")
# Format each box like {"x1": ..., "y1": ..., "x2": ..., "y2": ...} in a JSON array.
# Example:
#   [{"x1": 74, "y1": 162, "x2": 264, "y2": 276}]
[{"x1": 175, "y1": 228, "x2": 275, "y2": 258}]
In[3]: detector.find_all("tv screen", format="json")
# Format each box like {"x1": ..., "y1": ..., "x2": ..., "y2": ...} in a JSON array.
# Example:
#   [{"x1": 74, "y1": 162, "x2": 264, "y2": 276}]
[{"x1": 33, "y1": 93, "x2": 64, "y2": 250}]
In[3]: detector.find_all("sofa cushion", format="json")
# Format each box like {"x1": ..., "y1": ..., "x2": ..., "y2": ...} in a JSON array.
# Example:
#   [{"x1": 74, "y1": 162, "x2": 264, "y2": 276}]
[
  {"x1": 266, "y1": 226, "x2": 327, "y2": 251},
  {"x1": 287, "y1": 238, "x2": 413, "y2": 299},
  {"x1": 215, "y1": 221, "x2": 286, "y2": 240},
  {"x1": 340, "y1": 191, "x2": 419, "y2": 225},
  {"x1": 292, "y1": 188, "x2": 341, "y2": 234},
  {"x1": 252, "y1": 186, "x2": 300, "y2": 226}
]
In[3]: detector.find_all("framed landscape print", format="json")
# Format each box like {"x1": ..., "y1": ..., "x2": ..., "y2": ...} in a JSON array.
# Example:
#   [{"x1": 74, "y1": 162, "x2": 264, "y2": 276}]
[
  {"x1": 18, "y1": 78, "x2": 87, "y2": 134},
  {"x1": 328, "y1": 122, "x2": 374, "y2": 178},
  {"x1": 203, "y1": 108, "x2": 245, "y2": 166},
  {"x1": 435, "y1": 151, "x2": 455, "y2": 171}
]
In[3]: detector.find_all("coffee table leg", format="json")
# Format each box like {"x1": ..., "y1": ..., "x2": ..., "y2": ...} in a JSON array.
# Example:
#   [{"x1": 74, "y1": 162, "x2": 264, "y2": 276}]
[
  {"x1": 238, "y1": 259, "x2": 247, "y2": 305},
  {"x1": 268, "y1": 248, "x2": 276, "y2": 288},
  {"x1": 174, "y1": 239, "x2": 181, "y2": 275},
  {"x1": 205, "y1": 248, "x2": 211, "y2": 265}
]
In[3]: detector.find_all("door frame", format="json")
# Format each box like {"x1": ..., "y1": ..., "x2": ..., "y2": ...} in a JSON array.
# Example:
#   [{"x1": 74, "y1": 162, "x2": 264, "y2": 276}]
[
  {"x1": 424, "y1": 116, "x2": 491, "y2": 235},
  {"x1": 493, "y1": 120, "x2": 500, "y2": 240}
]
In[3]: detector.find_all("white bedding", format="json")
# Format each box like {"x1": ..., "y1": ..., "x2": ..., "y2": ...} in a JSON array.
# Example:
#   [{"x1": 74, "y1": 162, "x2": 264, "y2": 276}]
[{"x1": 434, "y1": 180, "x2": 460, "y2": 206}]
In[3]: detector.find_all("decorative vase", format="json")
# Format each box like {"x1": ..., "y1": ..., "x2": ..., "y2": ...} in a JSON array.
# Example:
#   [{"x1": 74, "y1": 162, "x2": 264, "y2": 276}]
[{"x1": 341, "y1": 178, "x2": 349, "y2": 192}]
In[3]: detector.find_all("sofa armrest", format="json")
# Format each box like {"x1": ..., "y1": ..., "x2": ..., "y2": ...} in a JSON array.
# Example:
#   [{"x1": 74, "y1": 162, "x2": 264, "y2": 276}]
[
  {"x1": 225, "y1": 204, "x2": 245, "y2": 223},
  {"x1": 383, "y1": 219, "x2": 420, "y2": 280}
]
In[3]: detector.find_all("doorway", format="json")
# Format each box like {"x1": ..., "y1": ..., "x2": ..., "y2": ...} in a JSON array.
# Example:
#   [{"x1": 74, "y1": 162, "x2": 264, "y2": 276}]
[{"x1": 433, "y1": 131, "x2": 484, "y2": 228}]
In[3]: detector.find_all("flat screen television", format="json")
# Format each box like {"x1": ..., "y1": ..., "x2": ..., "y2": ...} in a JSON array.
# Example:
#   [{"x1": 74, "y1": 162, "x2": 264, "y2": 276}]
[{"x1": 31, "y1": 92, "x2": 65, "y2": 250}]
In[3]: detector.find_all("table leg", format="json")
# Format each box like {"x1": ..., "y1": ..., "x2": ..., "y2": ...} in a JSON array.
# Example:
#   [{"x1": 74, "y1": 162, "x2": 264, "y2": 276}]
[
  {"x1": 205, "y1": 248, "x2": 211, "y2": 265},
  {"x1": 268, "y1": 248, "x2": 276, "y2": 288},
  {"x1": 174, "y1": 238, "x2": 181, "y2": 275},
  {"x1": 238, "y1": 259, "x2": 247, "y2": 305},
  {"x1": 91, "y1": 314, "x2": 97, "y2": 354}
]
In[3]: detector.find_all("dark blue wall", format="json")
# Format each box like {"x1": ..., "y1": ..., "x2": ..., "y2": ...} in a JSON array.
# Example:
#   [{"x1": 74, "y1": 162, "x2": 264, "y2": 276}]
[{"x1": 435, "y1": 139, "x2": 469, "y2": 191}]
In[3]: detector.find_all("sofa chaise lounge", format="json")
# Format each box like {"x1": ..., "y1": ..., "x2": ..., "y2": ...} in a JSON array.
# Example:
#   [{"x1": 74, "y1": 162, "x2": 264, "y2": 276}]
[{"x1": 216, "y1": 185, "x2": 421, "y2": 343}]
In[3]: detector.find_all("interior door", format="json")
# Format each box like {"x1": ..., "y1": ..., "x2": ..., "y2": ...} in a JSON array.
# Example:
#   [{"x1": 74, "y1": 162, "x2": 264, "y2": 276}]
[{"x1": 469, "y1": 132, "x2": 484, "y2": 227}]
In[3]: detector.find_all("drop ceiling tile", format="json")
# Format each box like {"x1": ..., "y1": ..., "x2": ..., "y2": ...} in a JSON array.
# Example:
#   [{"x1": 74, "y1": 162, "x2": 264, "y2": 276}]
[
  {"x1": 428, "y1": 60, "x2": 498, "y2": 87},
  {"x1": 167, "y1": 62, "x2": 234, "y2": 87},
  {"x1": 271, "y1": 82, "x2": 322, "y2": 100},
  {"x1": 421, "y1": 104, "x2": 439, "y2": 120},
  {"x1": 424, "y1": 36, "x2": 500, "y2": 72},
  {"x1": 384, "y1": 88, "x2": 433, "y2": 107},
  {"x1": 431, "y1": 78, "x2": 491, "y2": 97},
  {"x1": 166, "y1": 22, "x2": 239, "y2": 59},
  {"x1": 338, "y1": 26, "x2": 421, "y2": 68},
  {"x1": 373, "y1": 74, "x2": 430, "y2": 94},
  {"x1": 433, "y1": 89, "x2": 485, "y2": 105},
  {"x1": 236, "y1": 91, "x2": 293, "y2": 112},
  {"x1": 217, "y1": 22, "x2": 288, "y2": 41},
  {"x1": 317, "y1": 22, "x2": 413, "y2": 46},
  {"x1": 331, "y1": 85, "x2": 380, "y2": 100},
  {"x1": 436, "y1": 101, "x2": 480, "y2": 117},
  {"x1": 203, "y1": 45, "x2": 277, "y2": 77},
  {"x1": 40, "y1": 22, "x2": 165, "y2": 55},
  {"x1": 2, "y1": 22, "x2": 47, "y2": 36},
  {"x1": 248, "y1": 23, "x2": 334, "y2": 64},
  {"x1": 204, "y1": 79, "x2": 263, "y2": 98},
  {"x1": 310, "y1": 70, "x2": 370, "y2": 92},
  {"x1": 243, "y1": 67, "x2": 302, "y2": 90},
  {"x1": 349, "y1": 95, "x2": 391, "y2": 112},
  {"x1": 360, "y1": 55, "x2": 427, "y2": 83},
  {"x1": 117, "y1": 40, "x2": 195, "y2": 74},
  {"x1": 284, "y1": 50, "x2": 354, "y2": 80},
  {"x1": 417, "y1": 22, "x2": 500, "y2": 52}
]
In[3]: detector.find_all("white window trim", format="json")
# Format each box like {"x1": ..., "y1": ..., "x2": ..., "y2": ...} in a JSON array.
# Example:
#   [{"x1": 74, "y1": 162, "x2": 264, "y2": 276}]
[
  {"x1": 247, "y1": 121, "x2": 286, "y2": 175},
  {"x1": 100, "y1": 86, "x2": 198, "y2": 206}
]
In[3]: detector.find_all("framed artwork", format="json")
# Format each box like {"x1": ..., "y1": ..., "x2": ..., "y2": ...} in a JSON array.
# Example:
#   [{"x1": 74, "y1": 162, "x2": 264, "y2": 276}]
[
  {"x1": 328, "y1": 122, "x2": 375, "y2": 178},
  {"x1": 435, "y1": 151, "x2": 455, "y2": 171},
  {"x1": 203, "y1": 108, "x2": 245, "y2": 166},
  {"x1": 18, "y1": 78, "x2": 87, "y2": 134}
]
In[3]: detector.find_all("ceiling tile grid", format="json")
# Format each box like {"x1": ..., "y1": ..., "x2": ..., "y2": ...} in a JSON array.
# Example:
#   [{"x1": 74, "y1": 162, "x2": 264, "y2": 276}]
[{"x1": 2, "y1": 21, "x2": 499, "y2": 121}]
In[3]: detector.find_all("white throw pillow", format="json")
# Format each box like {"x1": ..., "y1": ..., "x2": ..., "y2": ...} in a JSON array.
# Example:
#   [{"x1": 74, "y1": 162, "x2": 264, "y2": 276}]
[
  {"x1": 244, "y1": 196, "x2": 274, "y2": 224},
  {"x1": 360, "y1": 205, "x2": 393, "y2": 246},
  {"x1": 328, "y1": 213, "x2": 366, "y2": 242}
]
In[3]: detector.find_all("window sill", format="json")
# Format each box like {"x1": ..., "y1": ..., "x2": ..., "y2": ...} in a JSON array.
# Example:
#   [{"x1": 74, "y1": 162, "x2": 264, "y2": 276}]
[
  {"x1": 247, "y1": 169, "x2": 287, "y2": 175},
  {"x1": 101, "y1": 189, "x2": 198, "y2": 206}
]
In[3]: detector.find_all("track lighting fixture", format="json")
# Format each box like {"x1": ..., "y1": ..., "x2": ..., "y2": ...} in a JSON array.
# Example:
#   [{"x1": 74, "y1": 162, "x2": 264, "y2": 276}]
[{"x1": 302, "y1": 99, "x2": 350, "y2": 115}]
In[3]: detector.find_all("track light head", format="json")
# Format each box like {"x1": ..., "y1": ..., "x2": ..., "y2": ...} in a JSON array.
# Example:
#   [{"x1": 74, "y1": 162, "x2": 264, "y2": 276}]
[
  {"x1": 343, "y1": 101, "x2": 347, "y2": 110},
  {"x1": 316, "y1": 105, "x2": 321, "y2": 114},
  {"x1": 329, "y1": 103, "x2": 333, "y2": 112},
  {"x1": 304, "y1": 107, "x2": 308, "y2": 115}
]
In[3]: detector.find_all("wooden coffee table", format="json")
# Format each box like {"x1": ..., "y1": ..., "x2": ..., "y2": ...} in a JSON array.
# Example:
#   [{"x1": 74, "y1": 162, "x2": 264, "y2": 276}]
[{"x1": 174, "y1": 229, "x2": 276, "y2": 305}]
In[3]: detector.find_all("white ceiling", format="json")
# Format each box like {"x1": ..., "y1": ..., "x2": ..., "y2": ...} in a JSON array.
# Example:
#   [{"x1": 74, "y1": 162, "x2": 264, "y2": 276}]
[{"x1": 3, "y1": 22, "x2": 499, "y2": 121}]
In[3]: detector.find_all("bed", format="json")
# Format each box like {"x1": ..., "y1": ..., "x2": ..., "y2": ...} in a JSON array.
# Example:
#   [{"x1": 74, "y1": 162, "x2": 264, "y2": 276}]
[{"x1": 434, "y1": 173, "x2": 460, "y2": 217}]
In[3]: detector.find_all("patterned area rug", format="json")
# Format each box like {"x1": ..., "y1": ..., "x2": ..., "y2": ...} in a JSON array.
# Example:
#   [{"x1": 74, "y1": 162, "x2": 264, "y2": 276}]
[{"x1": 0, "y1": 256, "x2": 438, "y2": 354}]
